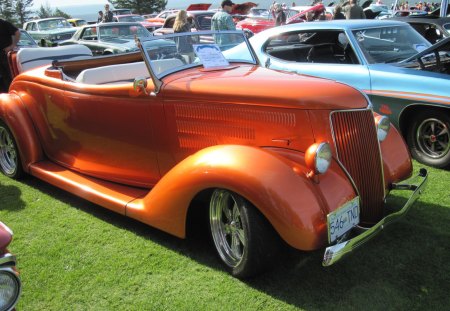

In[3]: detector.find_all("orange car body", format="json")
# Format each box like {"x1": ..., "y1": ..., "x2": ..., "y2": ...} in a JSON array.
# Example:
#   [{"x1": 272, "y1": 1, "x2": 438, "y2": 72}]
[{"x1": 2, "y1": 57, "x2": 412, "y2": 251}]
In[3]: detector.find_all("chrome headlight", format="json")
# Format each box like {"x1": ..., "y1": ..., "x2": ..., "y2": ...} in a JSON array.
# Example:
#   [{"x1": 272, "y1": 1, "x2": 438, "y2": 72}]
[
  {"x1": 0, "y1": 269, "x2": 21, "y2": 311},
  {"x1": 375, "y1": 115, "x2": 390, "y2": 142},
  {"x1": 305, "y1": 142, "x2": 332, "y2": 176}
]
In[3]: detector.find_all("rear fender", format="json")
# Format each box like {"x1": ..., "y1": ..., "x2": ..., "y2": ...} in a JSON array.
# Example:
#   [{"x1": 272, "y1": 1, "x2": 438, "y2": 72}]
[
  {"x1": 126, "y1": 145, "x2": 356, "y2": 250},
  {"x1": 0, "y1": 93, "x2": 43, "y2": 173}
]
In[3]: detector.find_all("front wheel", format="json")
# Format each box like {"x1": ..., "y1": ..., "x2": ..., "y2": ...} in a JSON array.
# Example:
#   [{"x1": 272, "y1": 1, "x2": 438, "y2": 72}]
[
  {"x1": 407, "y1": 110, "x2": 450, "y2": 169},
  {"x1": 209, "y1": 189, "x2": 280, "y2": 278},
  {"x1": 0, "y1": 121, "x2": 23, "y2": 179}
]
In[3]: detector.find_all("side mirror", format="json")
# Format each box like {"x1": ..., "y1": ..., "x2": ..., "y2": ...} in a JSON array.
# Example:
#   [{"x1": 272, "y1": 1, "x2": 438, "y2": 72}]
[
  {"x1": 265, "y1": 57, "x2": 271, "y2": 68},
  {"x1": 133, "y1": 77, "x2": 148, "y2": 95}
]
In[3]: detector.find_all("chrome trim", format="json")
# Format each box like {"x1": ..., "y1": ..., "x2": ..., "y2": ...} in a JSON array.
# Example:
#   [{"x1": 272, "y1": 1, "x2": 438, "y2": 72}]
[
  {"x1": 0, "y1": 253, "x2": 17, "y2": 267},
  {"x1": 323, "y1": 168, "x2": 428, "y2": 266}
]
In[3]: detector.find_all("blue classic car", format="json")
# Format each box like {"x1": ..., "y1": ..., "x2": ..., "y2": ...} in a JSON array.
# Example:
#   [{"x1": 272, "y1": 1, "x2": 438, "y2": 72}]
[
  {"x1": 59, "y1": 22, "x2": 152, "y2": 55},
  {"x1": 249, "y1": 20, "x2": 450, "y2": 168},
  {"x1": 23, "y1": 17, "x2": 77, "y2": 46}
]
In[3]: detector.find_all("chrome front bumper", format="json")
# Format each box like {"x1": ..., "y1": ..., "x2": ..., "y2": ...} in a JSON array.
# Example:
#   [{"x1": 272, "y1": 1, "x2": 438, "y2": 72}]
[{"x1": 323, "y1": 168, "x2": 428, "y2": 266}]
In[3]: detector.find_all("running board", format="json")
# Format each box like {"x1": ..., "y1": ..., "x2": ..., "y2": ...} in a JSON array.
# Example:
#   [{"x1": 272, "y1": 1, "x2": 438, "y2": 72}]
[{"x1": 29, "y1": 161, "x2": 148, "y2": 214}]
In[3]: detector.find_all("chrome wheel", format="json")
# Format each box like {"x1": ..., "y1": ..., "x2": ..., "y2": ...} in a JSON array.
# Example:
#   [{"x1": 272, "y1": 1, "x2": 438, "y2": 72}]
[
  {"x1": 416, "y1": 118, "x2": 450, "y2": 159},
  {"x1": 210, "y1": 189, "x2": 246, "y2": 268},
  {"x1": 0, "y1": 125, "x2": 18, "y2": 176}
]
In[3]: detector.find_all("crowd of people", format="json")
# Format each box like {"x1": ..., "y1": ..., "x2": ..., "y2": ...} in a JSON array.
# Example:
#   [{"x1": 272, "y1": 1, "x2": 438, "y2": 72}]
[{"x1": 396, "y1": 1, "x2": 440, "y2": 11}]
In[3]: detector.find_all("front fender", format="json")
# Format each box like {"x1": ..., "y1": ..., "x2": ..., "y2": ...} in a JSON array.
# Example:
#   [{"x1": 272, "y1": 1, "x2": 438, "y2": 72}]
[
  {"x1": 126, "y1": 145, "x2": 356, "y2": 250},
  {"x1": 0, "y1": 93, "x2": 43, "y2": 173},
  {"x1": 376, "y1": 113, "x2": 413, "y2": 187}
]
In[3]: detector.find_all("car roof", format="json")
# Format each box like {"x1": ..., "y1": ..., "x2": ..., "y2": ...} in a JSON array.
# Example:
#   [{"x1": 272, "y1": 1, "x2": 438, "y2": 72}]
[
  {"x1": 30, "y1": 17, "x2": 68, "y2": 22},
  {"x1": 81, "y1": 22, "x2": 146, "y2": 28},
  {"x1": 115, "y1": 14, "x2": 141, "y2": 17}
]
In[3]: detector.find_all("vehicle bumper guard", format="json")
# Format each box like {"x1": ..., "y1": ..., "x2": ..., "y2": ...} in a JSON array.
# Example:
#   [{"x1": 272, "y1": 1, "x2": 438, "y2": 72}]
[{"x1": 323, "y1": 168, "x2": 428, "y2": 266}]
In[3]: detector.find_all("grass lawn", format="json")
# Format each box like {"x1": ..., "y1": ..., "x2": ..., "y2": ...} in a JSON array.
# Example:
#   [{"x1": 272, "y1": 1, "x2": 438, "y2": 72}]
[{"x1": 0, "y1": 161, "x2": 449, "y2": 310}]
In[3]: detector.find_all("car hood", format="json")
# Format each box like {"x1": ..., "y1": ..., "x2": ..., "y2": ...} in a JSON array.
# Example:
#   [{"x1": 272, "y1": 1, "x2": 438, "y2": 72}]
[
  {"x1": 163, "y1": 65, "x2": 369, "y2": 110},
  {"x1": 101, "y1": 38, "x2": 139, "y2": 49},
  {"x1": 401, "y1": 37, "x2": 450, "y2": 63}
]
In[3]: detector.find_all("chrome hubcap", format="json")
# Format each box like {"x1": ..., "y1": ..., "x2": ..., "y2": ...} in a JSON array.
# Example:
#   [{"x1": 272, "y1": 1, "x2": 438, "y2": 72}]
[
  {"x1": 0, "y1": 126, "x2": 17, "y2": 175},
  {"x1": 416, "y1": 118, "x2": 450, "y2": 159},
  {"x1": 210, "y1": 189, "x2": 246, "y2": 268}
]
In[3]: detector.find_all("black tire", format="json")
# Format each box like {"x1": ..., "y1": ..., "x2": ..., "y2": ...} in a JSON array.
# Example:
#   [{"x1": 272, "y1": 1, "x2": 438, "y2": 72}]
[
  {"x1": 406, "y1": 110, "x2": 450, "y2": 169},
  {"x1": 209, "y1": 189, "x2": 280, "y2": 279},
  {"x1": 0, "y1": 121, "x2": 24, "y2": 179}
]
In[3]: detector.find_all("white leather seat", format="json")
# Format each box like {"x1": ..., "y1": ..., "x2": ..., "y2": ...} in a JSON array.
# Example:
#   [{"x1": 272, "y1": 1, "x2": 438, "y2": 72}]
[
  {"x1": 76, "y1": 62, "x2": 149, "y2": 84},
  {"x1": 151, "y1": 58, "x2": 184, "y2": 75},
  {"x1": 75, "y1": 59, "x2": 184, "y2": 85},
  {"x1": 16, "y1": 45, "x2": 93, "y2": 73}
]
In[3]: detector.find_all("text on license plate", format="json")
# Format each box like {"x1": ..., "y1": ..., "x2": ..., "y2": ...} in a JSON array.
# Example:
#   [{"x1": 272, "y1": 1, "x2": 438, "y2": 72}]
[{"x1": 327, "y1": 197, "x2": 360, "y2": 243}]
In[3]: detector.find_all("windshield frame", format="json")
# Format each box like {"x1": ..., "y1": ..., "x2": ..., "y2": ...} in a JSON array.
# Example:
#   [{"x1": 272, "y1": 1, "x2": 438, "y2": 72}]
[{"x1": 138, "y1": 30, "x2": 259, "y2": 94}]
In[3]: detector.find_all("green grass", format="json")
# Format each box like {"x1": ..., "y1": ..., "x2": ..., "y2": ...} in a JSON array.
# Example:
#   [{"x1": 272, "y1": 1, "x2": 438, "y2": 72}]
[{"x1": 0, "y1": 162, "x2": 449, "y2": 310}]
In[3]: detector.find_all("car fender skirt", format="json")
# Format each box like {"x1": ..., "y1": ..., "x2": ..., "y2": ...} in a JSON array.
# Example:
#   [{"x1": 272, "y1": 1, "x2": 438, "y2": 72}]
[
  {"x1": 126, "y1": 145, "x2": 357, "y2": 251},
  {"x1": 0, "y1": 93, "x2": 43, "y2": 173}
]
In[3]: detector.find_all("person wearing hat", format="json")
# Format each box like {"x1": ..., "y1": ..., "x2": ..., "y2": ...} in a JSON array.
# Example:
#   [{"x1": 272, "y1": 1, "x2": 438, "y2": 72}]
[{"x1": 211, "y1": 0, "x2": 236, "y2": 31}]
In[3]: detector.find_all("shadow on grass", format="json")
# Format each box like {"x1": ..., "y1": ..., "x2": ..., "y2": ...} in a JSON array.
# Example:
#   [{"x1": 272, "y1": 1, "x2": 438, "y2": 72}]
[
  {"x1": 0, "y1": 181, "x2": 25, "y2": 211},
  {"x1": 20, "y1": 177, "x2": 450, "y2": 309}
]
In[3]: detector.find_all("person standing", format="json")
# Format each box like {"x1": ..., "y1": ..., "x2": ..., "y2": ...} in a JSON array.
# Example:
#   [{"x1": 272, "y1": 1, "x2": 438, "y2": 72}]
[
  {"x1": 173, "y1": 10, "x2": 193, "y2": 57},
  {"x1": 97, "y1": 10, "x2": 104, "y2": 23},
  {"x1": 343, "y1": 0, "x2": 366, "y2": 19},
  {"x1": 333, "y1": 4, "x2": 346, "y2": 19},
  {"x1": 0, "y1": 18, "x2": 20, "y2": 92},
  {"x1": 274, "y1": 3, "x2": 287, "y2": 26},
  {"x1": 211, "y1": 0, "x2": 236, "y2": 31},
  {"x1": 102, "y1": 3, "x2": 114, "y2": 23}
]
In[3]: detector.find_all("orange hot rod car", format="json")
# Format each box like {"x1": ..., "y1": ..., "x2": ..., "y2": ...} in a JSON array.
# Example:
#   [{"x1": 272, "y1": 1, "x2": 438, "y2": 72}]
[{"x1": 0, "y1": 31, "x2": 427, "y2": 278}]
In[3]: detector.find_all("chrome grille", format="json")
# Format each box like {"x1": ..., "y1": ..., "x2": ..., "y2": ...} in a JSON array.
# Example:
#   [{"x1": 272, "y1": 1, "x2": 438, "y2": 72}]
[{"x1": 331, "y1": 109, "x2": 385, "y2": 224}]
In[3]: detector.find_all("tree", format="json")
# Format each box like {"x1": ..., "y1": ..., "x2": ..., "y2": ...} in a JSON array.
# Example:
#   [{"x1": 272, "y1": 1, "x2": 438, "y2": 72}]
[
  {"x1": 15, "y1": 0, "x2": 34, "y2": 25},
  {"x1": 111, "y1": 0, "x2": 167, "y2": 15},
  {"x1": 37, "y1": 4, "x2": 71, "y2": 19},
  {"x1": 0, "y1": 0, "x2": 18, "y2": 26}
]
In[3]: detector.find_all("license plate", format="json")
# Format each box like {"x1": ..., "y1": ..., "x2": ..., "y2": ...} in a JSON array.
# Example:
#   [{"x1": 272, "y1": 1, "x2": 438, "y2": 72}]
[{"x1": 327, "y1": 197, "x2": 360, "y2": 243}]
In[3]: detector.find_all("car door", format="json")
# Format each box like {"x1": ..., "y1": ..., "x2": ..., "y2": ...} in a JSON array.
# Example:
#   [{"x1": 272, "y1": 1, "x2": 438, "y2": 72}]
[
  {"x1": 258, "y1": 29, "x2": 371, "y2": 92},
  {"x1": 79, "y1": 26, "x2": 104, "y2": 55},
  {"x1": 25, "y1": 71, "x2": 161, "y2": 195},
  {"x1": 60, "y1": 81, "x2": 161, "y2": 188}
]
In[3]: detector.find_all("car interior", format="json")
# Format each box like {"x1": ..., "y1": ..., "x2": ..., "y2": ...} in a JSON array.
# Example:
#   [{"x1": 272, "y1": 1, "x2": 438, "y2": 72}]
[{"x1": 263, "y1": 30, "x2": 360, "y2": 64}]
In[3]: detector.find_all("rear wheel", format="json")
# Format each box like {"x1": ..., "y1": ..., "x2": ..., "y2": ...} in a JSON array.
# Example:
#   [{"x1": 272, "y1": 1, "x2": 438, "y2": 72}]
[
  {"x1": 0, "y1": 121, "x2": 23, "y2": 179},
  {"x1": 407, "y1": 110, "x2": 450, "y2": 168},
  {"x1": 209, "y1": 189, "x2": 280, "y2": 278}
]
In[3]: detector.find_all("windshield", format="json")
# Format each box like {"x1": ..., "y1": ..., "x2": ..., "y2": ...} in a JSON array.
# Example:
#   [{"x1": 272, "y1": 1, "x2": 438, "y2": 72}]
[
  {"x1": 353, "y1": 25, "x2": 431, "y2": 64},
  {"x1": 18, "y1": 30, "x2": 37, "y2": 46},
  {"x1": 118, "y1": 15, "x2": 145, "y2": 22},
  {"x1": 38, "y1": 19, "x2": 72, "y2": 30},
  {"x1": 99, "y1": 24, "x2": 150, "y2": 39},
  {"x1": 139, "y1": 31, "x2": 257, "y2": 79}
]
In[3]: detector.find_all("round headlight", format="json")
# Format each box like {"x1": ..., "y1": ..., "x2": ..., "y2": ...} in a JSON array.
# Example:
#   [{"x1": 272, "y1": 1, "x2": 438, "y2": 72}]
[
  {"x1": 0, "y1": 270, "x2": 21, "y2": 311},
  {"x1": 376, "y1": 115, "x2": 390, "y2": 142},
  {"x1": 305, "y1": 142, "x2": 332, "y2": 176}
]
